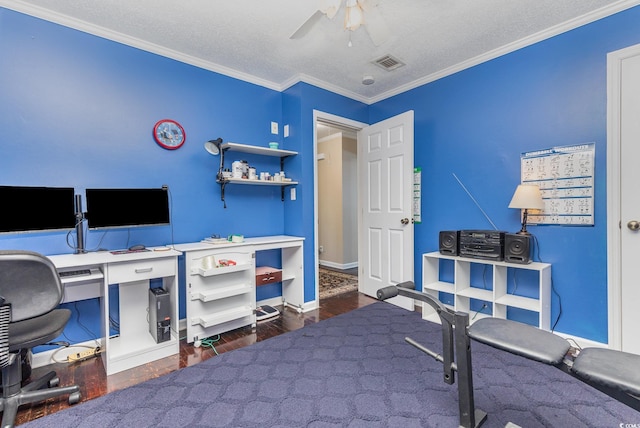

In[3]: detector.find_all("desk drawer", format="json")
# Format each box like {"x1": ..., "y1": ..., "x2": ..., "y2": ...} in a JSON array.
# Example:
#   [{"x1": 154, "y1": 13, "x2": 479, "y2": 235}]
[
  {"x1": 256, "y1": 266, "x2": 282, "y2": 286},
  {"x1": 108, "y1": 258, "x2": 175, "y2": 284}
]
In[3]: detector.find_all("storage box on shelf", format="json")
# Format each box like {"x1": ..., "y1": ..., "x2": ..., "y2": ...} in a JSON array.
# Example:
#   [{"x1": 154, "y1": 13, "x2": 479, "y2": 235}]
[
  {"x1": 422, "y1": 251, "x2": 551, "y2": 330},
  {"x1": 256, "y1": 266, "x2": 282, "y2": 286}
]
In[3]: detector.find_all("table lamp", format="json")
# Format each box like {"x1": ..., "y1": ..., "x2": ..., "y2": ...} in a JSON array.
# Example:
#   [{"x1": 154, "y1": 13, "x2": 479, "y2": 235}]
[{"x1": 508, "y1": 184, "x2": 545, "y2": 235}]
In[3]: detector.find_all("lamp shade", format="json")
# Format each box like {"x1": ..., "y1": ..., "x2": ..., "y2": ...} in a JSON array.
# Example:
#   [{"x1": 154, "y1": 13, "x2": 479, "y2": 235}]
[
  {"x1": 508, "y1": 184, "x2": 545, "y2": 209},
  {"x1": 204, "y1": 140, "x2": 220, "y2": 155}
]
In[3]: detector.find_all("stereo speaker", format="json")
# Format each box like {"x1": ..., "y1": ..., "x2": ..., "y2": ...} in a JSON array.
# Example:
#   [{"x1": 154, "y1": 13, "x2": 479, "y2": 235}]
[
  {"x1": 439, "y1": 231, "x2": 459, "y2": 255},
  {"x1": 504, "y1": 233, "x2": 532, "y2": 264}
]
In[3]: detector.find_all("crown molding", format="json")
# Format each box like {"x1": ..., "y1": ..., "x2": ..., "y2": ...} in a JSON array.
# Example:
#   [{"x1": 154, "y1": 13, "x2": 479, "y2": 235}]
[
  {"x1": 367, "y1": 0, "x2": 640, "y2": 104},
  {"x1": 0, "y1": 0, "x2": 282, "y2": 92}
]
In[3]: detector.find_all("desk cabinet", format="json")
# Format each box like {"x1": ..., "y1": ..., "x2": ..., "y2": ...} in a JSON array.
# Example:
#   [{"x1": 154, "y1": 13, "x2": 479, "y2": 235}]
[
  {"x1": 422, "y1": 251, "x2": 551, "y2": 330},
  {"x1": 51, "y1": 249, "x2": 181, "y2": 375}
]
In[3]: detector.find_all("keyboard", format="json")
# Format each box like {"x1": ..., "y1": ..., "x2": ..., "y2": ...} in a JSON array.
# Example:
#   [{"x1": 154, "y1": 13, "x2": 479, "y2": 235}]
[
  {"x1": 110, "y1": 248, "x2": 151, "y2": 255},
  {"x1": 59, "y1": 269, "x2": 92, "y2": 278}
]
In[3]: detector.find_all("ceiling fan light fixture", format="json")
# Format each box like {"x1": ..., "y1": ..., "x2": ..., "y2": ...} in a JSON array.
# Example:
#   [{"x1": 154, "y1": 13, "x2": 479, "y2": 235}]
[
  {"x1": 344, "y1": 1, "x2": 364, "y2": 31},
  {"x1": 321, "y1": 0, "x2": 342, "y2": 19}
]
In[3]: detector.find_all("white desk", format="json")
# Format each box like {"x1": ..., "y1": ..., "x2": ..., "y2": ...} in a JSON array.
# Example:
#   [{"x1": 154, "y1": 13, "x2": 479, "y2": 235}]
[
  {"x1": 49, "y1": 248, "x2": 182, "y2": 375},
  {"x1": 174, "y1": 235, "x2": 304, "y2": 344}
]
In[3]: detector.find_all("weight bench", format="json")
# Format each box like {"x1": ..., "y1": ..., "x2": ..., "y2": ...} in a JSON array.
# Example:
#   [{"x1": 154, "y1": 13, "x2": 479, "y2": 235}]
[{"x1": 377, "y1": 282, "x2": 640, "y2": 428}]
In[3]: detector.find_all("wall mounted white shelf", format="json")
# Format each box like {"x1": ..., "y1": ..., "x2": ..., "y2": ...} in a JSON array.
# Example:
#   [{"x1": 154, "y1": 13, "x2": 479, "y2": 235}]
[
  {"x1": 216, "y1": 142, "x2": 298, "y2": 205},
  {"x1": 221, "y1": 142, "x2": 297, "y2": 157},
  {"x1": 422, "y1": 251, "x2": 552, "y2": 330}
]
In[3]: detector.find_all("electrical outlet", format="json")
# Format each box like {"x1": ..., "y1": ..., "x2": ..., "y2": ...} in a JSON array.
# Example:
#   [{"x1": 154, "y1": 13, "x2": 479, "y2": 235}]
[
  {"x1": 67, "y1": 348, "x2": 99, "y2": 362},
  {"x1": 271, "y1": 121, "x2": 278, "y2": 135},
  {"x1": 290, "y1": 187, "x2": 296, "y2": 201}
]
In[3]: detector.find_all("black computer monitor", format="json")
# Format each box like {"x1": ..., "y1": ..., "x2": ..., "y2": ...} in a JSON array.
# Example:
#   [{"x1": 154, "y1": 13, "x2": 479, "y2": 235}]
[
  {"x1": 85, "y1": 188, "x2": 170, "y2": 229},
  {"x1": 0, "y1": 185, "x2": 77, "y2": 234}
]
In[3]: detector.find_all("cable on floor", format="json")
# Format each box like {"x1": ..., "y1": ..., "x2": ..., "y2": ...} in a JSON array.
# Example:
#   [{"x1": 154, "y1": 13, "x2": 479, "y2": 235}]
[{"x1": 200, "y1": 335, "x2": 221, "y2": 355}]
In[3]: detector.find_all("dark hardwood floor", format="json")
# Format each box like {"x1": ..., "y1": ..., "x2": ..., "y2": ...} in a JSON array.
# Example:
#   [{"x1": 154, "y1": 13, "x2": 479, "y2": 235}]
[{"x1": 15, "y1": 290, "x2": 377, "y2": 426}]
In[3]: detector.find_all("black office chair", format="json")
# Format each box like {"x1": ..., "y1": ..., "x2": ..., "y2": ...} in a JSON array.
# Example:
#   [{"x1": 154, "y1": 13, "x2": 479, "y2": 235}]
[{"x1": 0, "y1": 250, "x2": 81, "y2": 428}]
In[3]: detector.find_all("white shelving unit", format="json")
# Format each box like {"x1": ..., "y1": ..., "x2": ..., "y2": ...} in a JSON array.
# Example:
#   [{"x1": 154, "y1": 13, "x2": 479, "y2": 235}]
[
  {"x1": 422, "y1": 251, "x2": 552, "y2": 330},
  {"x1": 185, "y1": 250, "x2": 256, "y2": 343},
  {"x1": 174, "y1": 236, "x2": 305, "y2": 344}
]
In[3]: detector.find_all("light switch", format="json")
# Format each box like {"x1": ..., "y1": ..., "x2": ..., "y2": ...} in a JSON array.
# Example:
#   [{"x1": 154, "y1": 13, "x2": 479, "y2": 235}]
[{"x1": 290, "y1": 188, "x2": 296, "y2": 201}]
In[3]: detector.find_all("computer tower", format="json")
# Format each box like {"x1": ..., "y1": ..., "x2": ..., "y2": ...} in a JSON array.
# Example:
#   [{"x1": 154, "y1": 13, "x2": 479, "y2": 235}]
[{"x1": 149, "y1": 288, "x2": 171, "y2": 343}]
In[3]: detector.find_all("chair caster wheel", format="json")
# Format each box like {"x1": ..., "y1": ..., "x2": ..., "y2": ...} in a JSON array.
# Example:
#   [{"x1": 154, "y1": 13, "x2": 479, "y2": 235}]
[
  {"x1": 48, "y1": 377, "x2": 60, "y2": 387},
  {"x1": 69, "y1": 391, "x2": 82, "y2": 405}
]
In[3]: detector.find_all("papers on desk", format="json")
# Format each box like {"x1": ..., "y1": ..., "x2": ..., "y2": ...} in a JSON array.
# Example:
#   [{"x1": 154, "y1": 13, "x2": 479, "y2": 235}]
[{"x1": 201, "y1": 237, "x2": 232, "y2": 245}]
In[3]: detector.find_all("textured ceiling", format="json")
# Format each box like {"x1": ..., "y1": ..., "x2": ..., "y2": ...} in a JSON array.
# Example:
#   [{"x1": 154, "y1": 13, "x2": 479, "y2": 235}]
[{"x1": 2, "y1": 0, "x2": 638, "y2": 103}]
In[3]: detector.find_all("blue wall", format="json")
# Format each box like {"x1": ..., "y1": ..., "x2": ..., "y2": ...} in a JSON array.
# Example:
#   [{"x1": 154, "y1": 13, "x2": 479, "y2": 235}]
[
  {"x1": 2, "y1": 5, "x2": 640, "y2": 349},
  {"x1": 0, "y1": 8, "x2": 367, "y2": 349},
  {"x1": 369, "y1": 6, "x2": 640, "y2": 342}
]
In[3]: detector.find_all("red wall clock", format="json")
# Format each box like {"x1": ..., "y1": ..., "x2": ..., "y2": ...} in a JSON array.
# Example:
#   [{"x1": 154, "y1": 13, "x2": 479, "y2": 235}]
[{"x1": 153, "y1": 119, "x2": 185, "y2": 150}]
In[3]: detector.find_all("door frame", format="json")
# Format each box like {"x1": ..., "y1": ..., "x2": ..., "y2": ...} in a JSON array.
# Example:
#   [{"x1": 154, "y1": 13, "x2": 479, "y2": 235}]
[
  {"x1": 313, "y1": 110, "x2": 368, "y2": 302},
  {"x1": 606, "y1": 43, "x2": 640, "y2": 351}
]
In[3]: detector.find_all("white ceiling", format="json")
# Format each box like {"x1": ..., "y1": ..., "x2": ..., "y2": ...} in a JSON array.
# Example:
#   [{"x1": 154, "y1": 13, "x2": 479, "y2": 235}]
[{"x1": 2, "y1": 0, "x2": 638, "y2": 104}]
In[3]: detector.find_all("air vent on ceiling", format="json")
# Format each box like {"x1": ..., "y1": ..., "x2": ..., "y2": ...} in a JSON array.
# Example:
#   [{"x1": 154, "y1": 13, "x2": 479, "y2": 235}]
[{"x1": 372, "y1": 54, "x2": 405, "y2": 71}]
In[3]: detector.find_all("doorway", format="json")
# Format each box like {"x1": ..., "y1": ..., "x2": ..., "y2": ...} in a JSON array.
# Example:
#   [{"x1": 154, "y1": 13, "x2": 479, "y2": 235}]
[
  {"x1": 312, "y1": 110, "x2": 415, "y2": 307},
  {"x1": 315, "y1": 113, "x2": 364, "y2": 300}
]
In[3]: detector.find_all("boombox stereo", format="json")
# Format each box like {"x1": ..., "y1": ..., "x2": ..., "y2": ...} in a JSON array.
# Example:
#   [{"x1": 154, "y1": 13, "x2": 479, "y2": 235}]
[
  {"x1": 439, "y1": 230, "x2": 532, "y2": 263},
  {"x1": 459, "y1": 230, "x2": 505, "y2": 261}
]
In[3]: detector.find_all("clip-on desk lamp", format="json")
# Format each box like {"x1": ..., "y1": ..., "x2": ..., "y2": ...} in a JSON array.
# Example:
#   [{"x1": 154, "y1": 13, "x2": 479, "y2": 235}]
[
  {"x1": 508, "y1": 184, "x2": 545, "y2": 235},
  {"x1": 204, "y1": 138, "x2": 224, "y2": 180}
]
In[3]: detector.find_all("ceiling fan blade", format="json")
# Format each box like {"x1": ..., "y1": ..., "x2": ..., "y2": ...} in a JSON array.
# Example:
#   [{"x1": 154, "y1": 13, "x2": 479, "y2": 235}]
[
  {"x1": 363, "y1": 6, "x2": 390, "y2": 46},
  {"x1": 290, "y1": 10, "x2": 324, "y2": 39}
]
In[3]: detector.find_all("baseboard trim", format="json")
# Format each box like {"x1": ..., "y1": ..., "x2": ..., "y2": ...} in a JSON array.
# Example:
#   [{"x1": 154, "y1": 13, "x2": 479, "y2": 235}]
[{"x1": 319, "y1": 260, "x2": 358, "y2": 270}]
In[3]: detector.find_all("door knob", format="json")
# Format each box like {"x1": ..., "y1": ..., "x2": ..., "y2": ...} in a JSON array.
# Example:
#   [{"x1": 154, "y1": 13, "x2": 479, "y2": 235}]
[
  {"x1": 401, "y1": 218, "x2": 409, "y2": 225},
  {"x1": 628, "y1": 220, "x2": 640, "y2": 231}
]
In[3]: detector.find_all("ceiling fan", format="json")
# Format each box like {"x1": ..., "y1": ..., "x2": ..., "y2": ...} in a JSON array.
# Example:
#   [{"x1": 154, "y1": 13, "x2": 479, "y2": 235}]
[{"x1": 290, "y1": 0, "x2": 391, "y2": 47}]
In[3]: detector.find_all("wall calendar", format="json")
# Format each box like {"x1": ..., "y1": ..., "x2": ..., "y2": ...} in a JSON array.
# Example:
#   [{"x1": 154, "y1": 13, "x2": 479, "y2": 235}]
[{"x1": 521, "y1": 143, "x2": 595, "y2": 226}]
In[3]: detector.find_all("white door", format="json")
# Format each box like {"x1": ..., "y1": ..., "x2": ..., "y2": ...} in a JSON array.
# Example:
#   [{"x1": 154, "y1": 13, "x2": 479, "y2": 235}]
[
  {"x1": 358, "y1": 111, "x2": 414, "y2": 310},
  {"x1": 608, "y1": 44, "x2": 640, "y2": 354}
]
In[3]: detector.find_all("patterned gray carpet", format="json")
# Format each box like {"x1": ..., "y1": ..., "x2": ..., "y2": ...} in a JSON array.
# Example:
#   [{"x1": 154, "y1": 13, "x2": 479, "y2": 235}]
[{"x1": 22, "y1": 302, "x2": 639, "y2": 427}]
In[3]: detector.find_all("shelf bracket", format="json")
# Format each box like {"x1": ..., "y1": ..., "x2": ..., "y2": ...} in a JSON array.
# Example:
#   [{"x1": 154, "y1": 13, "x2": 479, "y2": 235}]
[
  {"x1": 218, "y1": 146, "x2": 230, "y2": 208},
  {"x1": 220, "y1": 181, "x2": 227, "y2": 208}
]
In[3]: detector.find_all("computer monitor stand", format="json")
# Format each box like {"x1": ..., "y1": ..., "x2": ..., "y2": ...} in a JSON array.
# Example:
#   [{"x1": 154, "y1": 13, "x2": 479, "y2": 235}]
[{"x1": 74, "y1": 194, "x2": 86, "y2": 254}]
